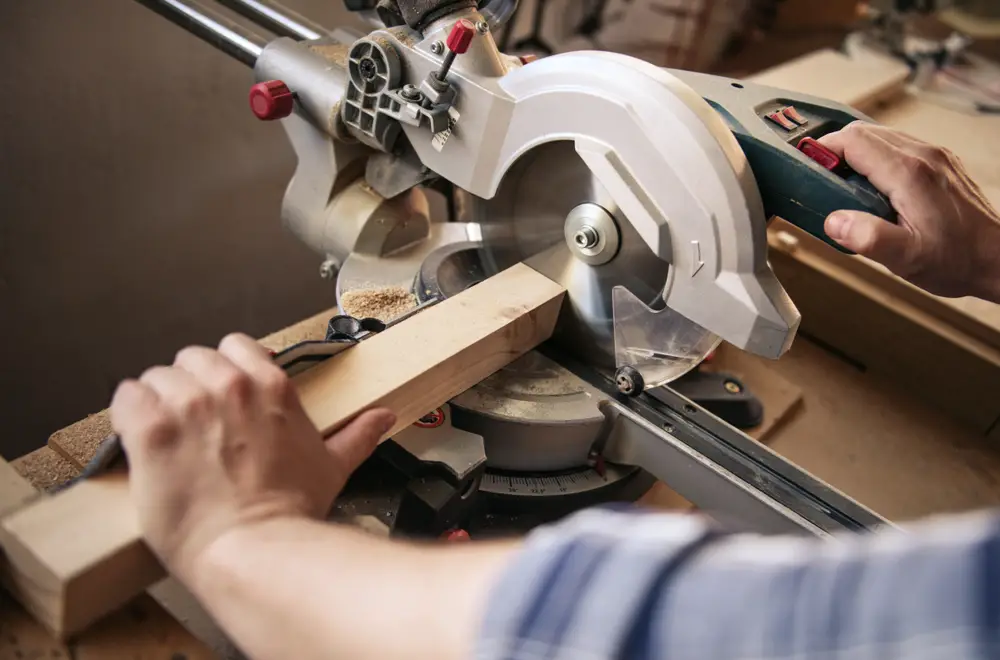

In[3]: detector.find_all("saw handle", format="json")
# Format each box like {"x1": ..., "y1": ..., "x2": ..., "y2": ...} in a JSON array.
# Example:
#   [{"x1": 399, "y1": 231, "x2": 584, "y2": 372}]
[
  {"x1": 734, "y1": 130, "x2": 898, "y2": 253},
  {"x1": 664, "y1": 70, "x2": 903, "y2": 254}
]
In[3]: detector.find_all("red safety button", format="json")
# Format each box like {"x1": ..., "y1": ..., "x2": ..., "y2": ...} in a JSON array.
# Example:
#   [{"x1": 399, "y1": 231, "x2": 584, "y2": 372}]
[
  {"x1": 249, "y1": 80, "x2": 294, "y2": 121},
  {"x1": 782, "y1": 105, "x2": 808, "y2": 126},
  {"x1": 797, "y1": 137, "x2": 842, "y2": 171},
  {"x1": 766, "y1": 110, "x2": 796, "y2": 131}
]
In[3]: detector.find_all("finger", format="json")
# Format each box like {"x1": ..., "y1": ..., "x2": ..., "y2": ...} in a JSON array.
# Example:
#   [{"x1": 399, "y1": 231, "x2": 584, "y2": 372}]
[
  {"x1": 837, "y1": 122, "x2": 925, "y2": 151},
  {"x1": 110, "y1": 379, "x2": 162, "y2": 438},
  {"x1": 816, "y1": 125, "x2": 915, "y2": 202},
  {"x1": 110, "y1": 379, "x2": 177, "y2": 456},
  {"x1": 825, "y1": 210, "x2": 914, "y2": 271},
  {"x1": 174, "y1": 345, "x2": 251, "y2": 404},
  {"x1": 325, "y1": 409, "x2": 396, "y2": 473},
  {"x1": 218, "y1": 332, "x2": 284, "y2": 379},
  {"x1": 140, "y1": 365, "x2": 210, "y2": 416}
]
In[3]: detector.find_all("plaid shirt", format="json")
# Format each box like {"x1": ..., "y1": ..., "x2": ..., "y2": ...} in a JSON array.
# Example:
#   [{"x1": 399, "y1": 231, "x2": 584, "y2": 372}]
[{"x1": 477, "y1": 506, "x2": 1000, "y2": 659}]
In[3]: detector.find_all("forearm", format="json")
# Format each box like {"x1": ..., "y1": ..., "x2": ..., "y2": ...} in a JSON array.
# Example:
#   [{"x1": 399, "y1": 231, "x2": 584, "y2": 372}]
[
  {"x1": 188, "y1": 516, "x2": 519, "y2": 660},
  {"x1": 477, "y1": 507, "x2": 1000, "y2": 660}
]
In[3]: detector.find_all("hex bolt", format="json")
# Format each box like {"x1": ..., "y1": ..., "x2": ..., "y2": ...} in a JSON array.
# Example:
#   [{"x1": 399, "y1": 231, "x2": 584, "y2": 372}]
[
  {"x1": 400, "y1": 84, "x2": 422, "y2": 102},
  {"x1": 476, "y1": 20, "x2": 490, "y2": 34},
  {"x1": 430, "y1": 41, "x2": 445, "y2": 55},
  {"x1": 573, "y1": 225, "x2": 600, "y2": 250}
]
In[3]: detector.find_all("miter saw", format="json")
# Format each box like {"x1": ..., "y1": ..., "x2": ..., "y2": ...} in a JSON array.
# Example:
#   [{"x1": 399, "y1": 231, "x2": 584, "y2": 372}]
[{"x1": 133, "y1": 0, "x2": 899, "y2": 539}]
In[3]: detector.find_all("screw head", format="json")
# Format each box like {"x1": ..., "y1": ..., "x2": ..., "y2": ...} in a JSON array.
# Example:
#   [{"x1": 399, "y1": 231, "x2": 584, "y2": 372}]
[
  {"x1": 476, "y1": 20, "x2": 490, "y2": 34},
  {"x1": 615, "y1": 366, "x2": 644, "y2": 397},
  {"x1": 573, "y1": 225, "x2": 600, "y2": 249},
  {"x1": 430, "y1": 41, "x2": 445, "y2": 55},
  {"x1": 724, "y1": 380, "x2": 742, "y2": 394}
]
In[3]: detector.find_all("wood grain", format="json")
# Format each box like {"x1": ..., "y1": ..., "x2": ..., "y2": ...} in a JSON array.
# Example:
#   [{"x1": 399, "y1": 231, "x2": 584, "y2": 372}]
[
  {"x1": 0, "y1": 458, "x2": 36, "y2": 519},
  {"x1": 768, "y1": 221, "x2": 1000, "y2": 434},
  {"x1": 3, "y1": 264, "x2": 565, "y2": 639},
  {"x1": 295, "y1": 264, "x2": 565, "y2": 439},
  {"x1": 748, "y1": 48, "x2": 910, "y2": 111}
]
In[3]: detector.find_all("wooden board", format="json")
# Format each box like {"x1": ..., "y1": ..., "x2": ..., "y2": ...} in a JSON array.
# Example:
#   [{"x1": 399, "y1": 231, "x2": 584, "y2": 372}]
[
  {"x1": 295, "y1": 264, "x2": 564, "y2": 438},
  {"x1": 741, "y1": 337, "x2": 1000, "y2": 523},
  {"x1": 705, "y1": 352, "x2": 805, "y2": 444},
  {"x1": 2, "y1": 263, "x2": 564, "y2": 639},
  {"x1": 2, "y1": 452, "x2": 210, "y2": 656},
  {"x1": 0, "y1": 458, "x2": 35, "y2": 519},
  {"x1": 748, "y1": 48, "x2": 910, "y2": 111},
  {"x1": 768, "y1": 221, "x2": 1000, "y2": 435}
]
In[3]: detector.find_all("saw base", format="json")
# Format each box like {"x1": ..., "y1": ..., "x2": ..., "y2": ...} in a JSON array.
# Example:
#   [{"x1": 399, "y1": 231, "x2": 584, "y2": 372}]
[{"x1": 334, "y1": 450, "x2": 656, "y2": 538}]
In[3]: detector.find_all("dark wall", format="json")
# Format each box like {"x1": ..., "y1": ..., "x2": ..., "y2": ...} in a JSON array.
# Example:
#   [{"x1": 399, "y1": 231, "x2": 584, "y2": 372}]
[{"x1": 0, "y1": 1, "x2": 361, "y2": 458}]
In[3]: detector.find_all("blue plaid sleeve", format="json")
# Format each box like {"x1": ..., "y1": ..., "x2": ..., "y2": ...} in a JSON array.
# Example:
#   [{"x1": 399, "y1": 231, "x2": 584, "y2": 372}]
[{"x1": 476, "y1": 506, "x2": 1000, "y2": 660}]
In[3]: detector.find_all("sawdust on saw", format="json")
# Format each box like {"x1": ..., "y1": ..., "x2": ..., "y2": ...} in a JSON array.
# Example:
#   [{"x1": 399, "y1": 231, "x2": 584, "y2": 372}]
[{"x1": 341, "y1": 285, "x2": 417, "y2": 323}]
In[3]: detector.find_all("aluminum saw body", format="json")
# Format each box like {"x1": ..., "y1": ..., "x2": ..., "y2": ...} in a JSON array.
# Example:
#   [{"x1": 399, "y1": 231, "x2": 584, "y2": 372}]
[{"x1": 255, "y1": 7, "x2": 896, "y2": 390}]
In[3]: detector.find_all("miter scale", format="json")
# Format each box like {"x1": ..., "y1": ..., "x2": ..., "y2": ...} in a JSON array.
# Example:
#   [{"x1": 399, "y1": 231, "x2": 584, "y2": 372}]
[{"x1": 133, "y1": 0, "x2": 898, "y2": 538}]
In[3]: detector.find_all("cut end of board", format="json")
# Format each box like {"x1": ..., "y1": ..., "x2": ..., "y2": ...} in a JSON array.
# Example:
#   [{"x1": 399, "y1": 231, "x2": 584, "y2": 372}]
[{"x1": 1, "y1": 472, "x2": 165, "y2": 639}]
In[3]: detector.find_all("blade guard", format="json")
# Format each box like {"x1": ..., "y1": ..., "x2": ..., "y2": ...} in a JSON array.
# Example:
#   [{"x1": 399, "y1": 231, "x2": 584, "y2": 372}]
[
  {"x1": 387, "y1": 42, "x2": 801, "y2": 391},
  {"x1": 612, "y1": 286, "x2": 721, "y2": 389}
]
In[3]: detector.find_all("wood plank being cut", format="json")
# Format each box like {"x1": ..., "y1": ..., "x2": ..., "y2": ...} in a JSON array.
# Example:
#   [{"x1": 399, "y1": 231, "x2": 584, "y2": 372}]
[{"x1": 2, "y1": 263, "x2": 565, "y2": 639}]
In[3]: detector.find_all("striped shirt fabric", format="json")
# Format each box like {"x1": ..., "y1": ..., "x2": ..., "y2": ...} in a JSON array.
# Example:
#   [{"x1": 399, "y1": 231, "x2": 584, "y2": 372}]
[{"x1": 476, "y1": 505, "x2": 1000, "y2": 659}]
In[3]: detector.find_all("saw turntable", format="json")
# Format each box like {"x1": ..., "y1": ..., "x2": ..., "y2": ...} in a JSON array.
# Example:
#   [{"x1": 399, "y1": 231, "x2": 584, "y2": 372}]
[{"x1": 134, "y1": 0, "x2": 900, "y2": 538}]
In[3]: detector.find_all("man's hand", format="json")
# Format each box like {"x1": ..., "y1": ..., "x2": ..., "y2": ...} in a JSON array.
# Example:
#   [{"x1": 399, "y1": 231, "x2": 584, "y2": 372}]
[
  {"x1": 820, "y1": 121, "x2": 1000, "y2": 302},
  {"x1": 109, "y1": 333, "x2": 396, "y2": 583}
]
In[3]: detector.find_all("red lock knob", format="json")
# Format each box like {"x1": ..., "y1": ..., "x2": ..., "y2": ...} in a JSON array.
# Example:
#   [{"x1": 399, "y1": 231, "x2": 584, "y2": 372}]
[
  {"x1": 249, "y1": 80, "x2": 294, "y2": 121},
  {"x1": 446, "y1": 19, "x2": 476, "y2": 55}
]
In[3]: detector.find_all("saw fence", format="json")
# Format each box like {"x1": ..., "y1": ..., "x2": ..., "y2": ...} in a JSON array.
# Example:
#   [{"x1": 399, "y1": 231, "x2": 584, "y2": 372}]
[{"x1": 0, "y1": 263, "x2": 565, "y2": 639}]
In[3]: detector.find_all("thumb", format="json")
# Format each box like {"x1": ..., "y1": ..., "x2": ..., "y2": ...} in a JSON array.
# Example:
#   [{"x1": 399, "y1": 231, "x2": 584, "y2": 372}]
[
  {"x1": 825, "y1": 211, "x2": 912, "y2": 268},
  {"x1": 325, "y1": 408, "x2": 396, "y2": 472}
]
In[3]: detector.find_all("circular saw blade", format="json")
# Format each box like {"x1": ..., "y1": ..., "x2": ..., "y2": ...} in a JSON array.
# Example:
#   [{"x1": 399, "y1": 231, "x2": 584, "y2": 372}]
[{"x1": 468, "y1": 140, "x2": 680, "y2": 369}]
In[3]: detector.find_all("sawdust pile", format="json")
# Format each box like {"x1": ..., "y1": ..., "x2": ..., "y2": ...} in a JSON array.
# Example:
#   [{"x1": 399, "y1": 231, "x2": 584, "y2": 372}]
[{"x1": 341, "y1": 285, "x2": 417, "y2": 323}]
